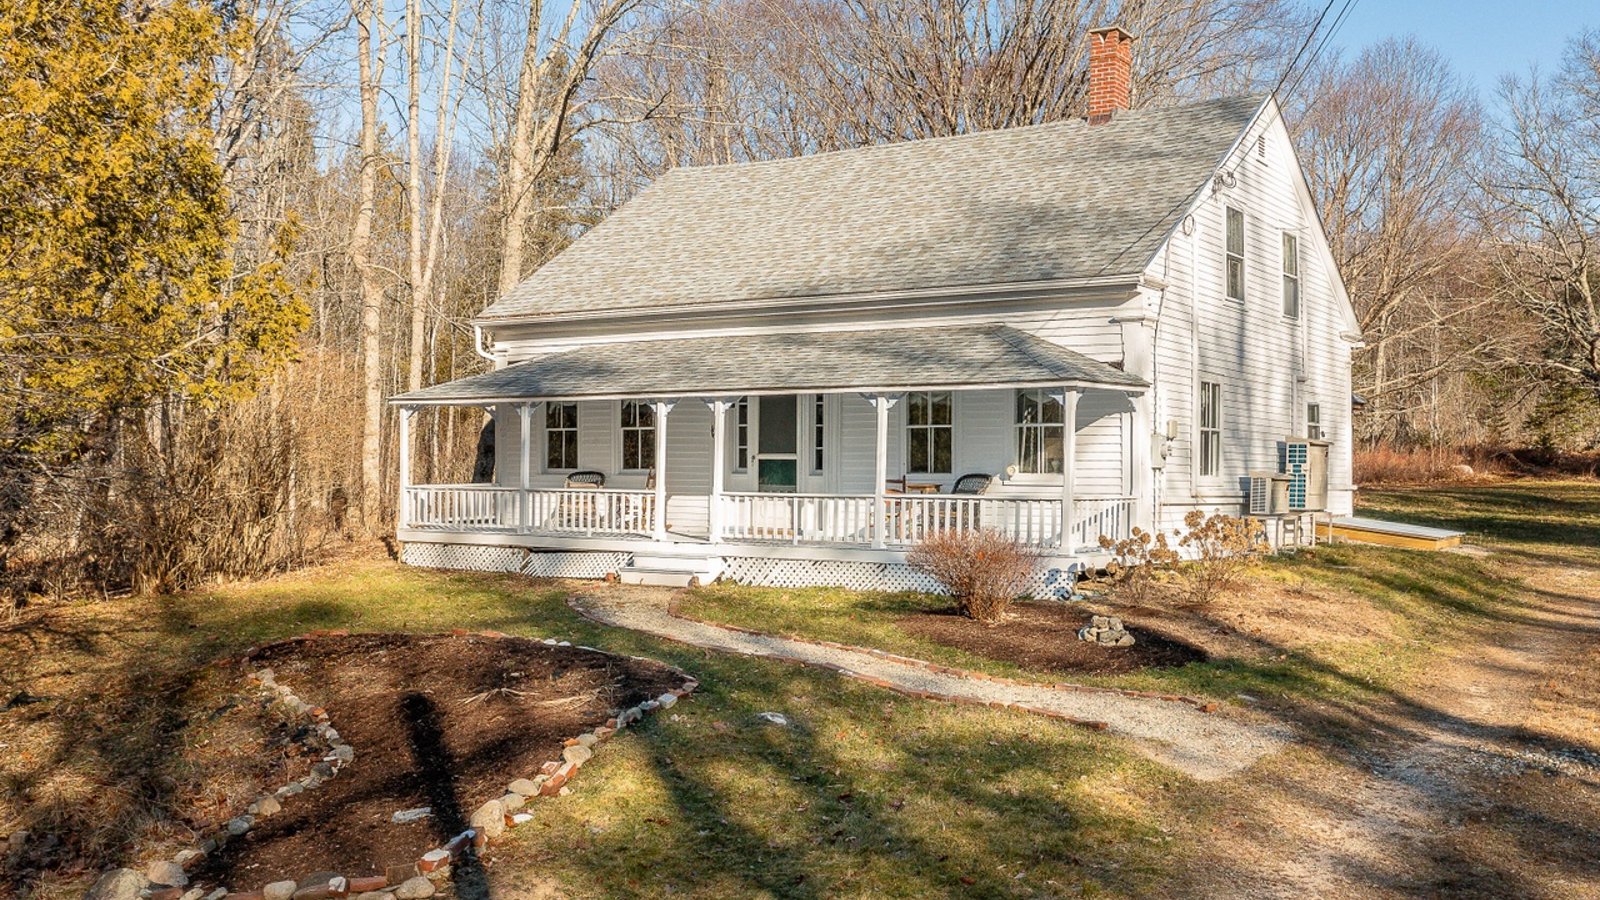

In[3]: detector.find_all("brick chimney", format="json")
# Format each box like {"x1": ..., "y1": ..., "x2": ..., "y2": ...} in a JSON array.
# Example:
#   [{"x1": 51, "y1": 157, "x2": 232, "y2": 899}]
[{"x1": 1087, "y1": 26, "x2": 1134, "y2": 125}]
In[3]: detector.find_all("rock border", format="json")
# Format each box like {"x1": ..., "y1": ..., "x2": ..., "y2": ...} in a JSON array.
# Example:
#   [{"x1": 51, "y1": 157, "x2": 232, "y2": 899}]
[
  {"x1": 662, "y1": 597, "x2": 1218, "y2": 713},
  {"x1": 91, "y1": 630, "x2": 696, "y2": 900}
]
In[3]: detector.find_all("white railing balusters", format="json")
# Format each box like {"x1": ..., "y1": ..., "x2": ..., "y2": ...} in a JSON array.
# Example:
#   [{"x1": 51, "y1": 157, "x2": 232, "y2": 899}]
[{"x1": 403, "y1": 485, "x2": 1137, "y2": 552}]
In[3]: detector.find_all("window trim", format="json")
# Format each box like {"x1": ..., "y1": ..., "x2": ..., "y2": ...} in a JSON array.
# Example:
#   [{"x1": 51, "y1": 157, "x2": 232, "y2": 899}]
[
  {"x1": 811, "y1": 394, "x2": 825, "y2": 475},
  {"x1": 544, "y1": 401, "x2": 579, "y2": 472},
  {"x1": 733, "y1": 397, "x2": 750, "y2": 473},
  {"x1": 1282, "y1": 230, "x2": 1300, "y2": 319},
  {"x1": 1225, "y1": 206, "x2": 1246, "y2": 303},
  {"x1": 619, "y1": 399, "x2": 655, "y2": 472},
  {"x1": 1306, "y1": 401, "x2": 1324, "y2": 441},
  {"x1": 1199, "y1": 381, "x2": 1222, "y2": 478},
  {"x1": 905, "y1": 391, "x2": 954, "y2": 475},
  {"x1": 1013, "y1": 388, "x2": 1067, "y2": 476}
]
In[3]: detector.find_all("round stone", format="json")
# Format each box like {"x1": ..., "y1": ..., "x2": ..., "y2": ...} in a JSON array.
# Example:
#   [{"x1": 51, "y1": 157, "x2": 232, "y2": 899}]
[
  {"x1": 393, "y1": 877, "x2": 434, "y2": 900},
  {"x1": 145, "y1": 860, "x2": 188, "y2": 888},
  {"x1": 86, "y1": 868, "x2": 146, "y2": 900},
  {"x1": 264, "y1": 881, "x2": 297, "y2": 900},
  {"x1": 508, "y1": 778, "x2": 541, "y2": 796},
  {"x1": 468, "y1": 799, "x2": 505, "y2": 840}
]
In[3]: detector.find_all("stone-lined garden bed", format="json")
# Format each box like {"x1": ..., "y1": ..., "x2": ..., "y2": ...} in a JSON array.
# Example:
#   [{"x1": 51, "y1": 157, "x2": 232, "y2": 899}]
[{"x1": 87, "y1": 630, "x2": 694, "y2": 900}]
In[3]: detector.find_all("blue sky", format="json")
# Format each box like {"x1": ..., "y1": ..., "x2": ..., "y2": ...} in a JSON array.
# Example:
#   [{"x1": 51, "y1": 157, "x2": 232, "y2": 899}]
[{"x1": 1334, "y1": 0, "x2": 1598, "y2": 95}]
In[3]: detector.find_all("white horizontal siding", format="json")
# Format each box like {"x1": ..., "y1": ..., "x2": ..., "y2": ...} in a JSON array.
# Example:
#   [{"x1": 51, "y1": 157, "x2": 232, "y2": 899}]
[{"x1": 1150, "y1": 110, "x2": 1355, "y2": 518}]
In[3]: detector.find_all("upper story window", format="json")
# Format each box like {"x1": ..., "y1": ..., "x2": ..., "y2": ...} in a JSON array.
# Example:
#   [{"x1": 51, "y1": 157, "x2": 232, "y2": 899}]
[
  {"x1": 1282, "y1": 231, "x2": 1300, "y2": 318},
  {"x1": 1306, "y1": 402, "x2": 1324, "y2": 440},
  {"x1": 1199, "y1": 381, "x2": 1222, "y2": 477},
  {"x1": 545, "y1": 402, "x2": 578, "y2": 470},
  {"x1": 620, "y1": 400, "x2": 655, "y2": 471},
  {"x1": 1225, "y1": 206, "x2": 1245, "y2": 302},
  {"x1": 1015, "y1": 389, "x2": 1065, "y2": 475},
  {"x1": 906, "y1": 391, "x2": 952, "y2": 474}
]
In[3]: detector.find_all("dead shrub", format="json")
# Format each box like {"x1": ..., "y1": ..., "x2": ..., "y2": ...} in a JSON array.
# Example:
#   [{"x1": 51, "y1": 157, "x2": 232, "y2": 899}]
[
  {"x1": 1098, "y1": 527, "x2": 1181, "y2": 606},
  {"x1": 907, "y1": 530, "x2": 1040, "y2": 624},
  {"x1": 1176, "y1": 510, "x2": 1269, "y2": 606}
]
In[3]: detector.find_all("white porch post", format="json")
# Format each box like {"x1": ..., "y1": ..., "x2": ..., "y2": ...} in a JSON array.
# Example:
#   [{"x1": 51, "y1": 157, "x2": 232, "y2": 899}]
[
  {"x1": 865, "y1": 393, "x2": 900, "y2": 549},
  {"x1": 652, "y1": 400, "x2": 676, "y2": 540},
  {"x1": 1057, "y1": 388, "x2": 1081, "y2": 552},
  {"x1": 517, "y1": 402, "x2": 534, "y2": 533},
  {"x1": 397, "y1": 406, "x2": 415, "y2": 529},
  {"x1": 704, "y1": 398, "x2": 729, "y2": 543}
]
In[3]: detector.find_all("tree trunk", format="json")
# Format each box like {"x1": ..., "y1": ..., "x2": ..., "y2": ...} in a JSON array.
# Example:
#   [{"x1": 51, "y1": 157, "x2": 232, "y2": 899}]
[{"x1": 351, "y1": 0, "x2": 386, "y2": 530}]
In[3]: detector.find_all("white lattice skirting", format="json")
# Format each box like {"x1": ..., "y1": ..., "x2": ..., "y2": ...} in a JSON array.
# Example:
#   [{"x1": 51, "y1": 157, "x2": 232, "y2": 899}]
[
  {"x1": 722, "y1": 557, "x2": 1076, "y2": 600},
  {"x1": 402, "y1": 542, "x2": 530, "y2": 573},
  {"x1": 522, "y1": 551, "x2": 633, "y2": 579},
  {"x1": 402, "y1": 542, "x2": 632, "y2": 580}
]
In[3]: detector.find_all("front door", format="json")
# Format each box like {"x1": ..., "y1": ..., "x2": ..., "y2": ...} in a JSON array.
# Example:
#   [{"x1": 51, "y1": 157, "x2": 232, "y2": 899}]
[{"x1": 756, "y1": 395, "x2": 798, "y2": 492}]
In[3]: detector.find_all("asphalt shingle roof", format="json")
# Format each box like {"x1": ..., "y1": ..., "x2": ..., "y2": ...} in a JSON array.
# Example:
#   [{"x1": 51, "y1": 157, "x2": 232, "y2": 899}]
[
  {"x1": 392, "y1": 325, "x2": 1146, "y2": 403},
  {"x1": 481, "y1": 95, "x2": 1265, "y2": 322}
]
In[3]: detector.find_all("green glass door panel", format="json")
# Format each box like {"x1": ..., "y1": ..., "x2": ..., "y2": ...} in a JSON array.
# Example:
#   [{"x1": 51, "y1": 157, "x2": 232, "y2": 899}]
[{"x1": 757, "y1": 458, "x2": 797, "y2": 493}]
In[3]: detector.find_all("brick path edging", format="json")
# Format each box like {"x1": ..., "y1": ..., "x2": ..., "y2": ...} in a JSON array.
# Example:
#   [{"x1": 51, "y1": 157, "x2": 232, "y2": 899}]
[
  {"x1": 108, "y1": 630, "x2": 697, "y2": 900},
  {"x1": 663, "y1": 598, "x2": 1219, "y2": 715}
]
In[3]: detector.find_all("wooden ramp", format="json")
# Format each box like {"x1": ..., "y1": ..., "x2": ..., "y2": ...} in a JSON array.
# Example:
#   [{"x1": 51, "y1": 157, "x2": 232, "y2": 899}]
[{"x1": 1319, "y1": 516, "x2": 1465, "y2": 551}]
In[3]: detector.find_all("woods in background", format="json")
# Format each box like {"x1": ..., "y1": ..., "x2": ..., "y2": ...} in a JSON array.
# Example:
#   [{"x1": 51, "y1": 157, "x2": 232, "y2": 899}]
[{"x1": 2, "y1": 0, "x2": 1599, "y2": 601}]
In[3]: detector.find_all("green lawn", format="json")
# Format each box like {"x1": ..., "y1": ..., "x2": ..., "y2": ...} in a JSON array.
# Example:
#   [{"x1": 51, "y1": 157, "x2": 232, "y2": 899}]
[
  {"x1": 8, "y1": 480, "x2": 1597, "y2": 898},
  {"x1": 675, "y1": 481, "x2": 1600, "y2": 745}
]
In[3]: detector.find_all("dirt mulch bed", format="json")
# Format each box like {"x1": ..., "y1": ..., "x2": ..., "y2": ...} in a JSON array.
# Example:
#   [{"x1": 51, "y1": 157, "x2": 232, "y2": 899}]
[
  {"x1": 193, "y1": 633, "x2": 683, "y2": 891},
  {"x1": 896, "y1": 602, "x2": 1207, "y2": 675}
]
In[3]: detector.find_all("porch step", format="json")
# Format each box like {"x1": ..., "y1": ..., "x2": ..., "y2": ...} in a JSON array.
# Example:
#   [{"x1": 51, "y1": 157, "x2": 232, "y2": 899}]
[{"x1": 618, "y1": 552, "x2": 725, "y2": 588}]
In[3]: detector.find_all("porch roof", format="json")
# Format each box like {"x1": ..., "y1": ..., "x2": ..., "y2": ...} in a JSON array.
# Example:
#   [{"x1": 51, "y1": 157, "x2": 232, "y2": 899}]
[{"x1": 392, "y1": 324, "x2": 1146, "y2": 405}]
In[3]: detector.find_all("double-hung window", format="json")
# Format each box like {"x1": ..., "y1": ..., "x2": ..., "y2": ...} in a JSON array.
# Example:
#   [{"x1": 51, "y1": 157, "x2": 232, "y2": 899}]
[
  {"x1": 1306, "y1": 402, "x2": 1324, "y2": 440},
  {"x1": 906, "y1": 391, "x2": 952, "y2": 474},
  {"x1": 1014, "y1": 389, "x2": 1065, "y2": 474},
  {"x1": 620, "y1": 400, "x2": 655, "y2": 471},
  {"x1": 545, "y1": 402, "x2": 578, "y2": 470},
  {"x1": 1226, "y1": 206, "x2": 1246, "y2": 302},
  {"x1": 1199, "y1": 381, "x2": 1222, "y2": 477},
  {"x1": 1282, "y1": 231, "x2": 1300, "y2": 318}
]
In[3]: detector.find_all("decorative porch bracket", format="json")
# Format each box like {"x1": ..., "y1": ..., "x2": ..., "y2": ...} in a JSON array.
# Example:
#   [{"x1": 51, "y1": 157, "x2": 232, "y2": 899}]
[
  {"x1": 700, "y1": 398, "x2": 733, "y2": 543},
  {"x1": 861, "y1": 393, "x2": 903, "y2": 549},
  {"x1": 651, "y1": 399, "x2": 678, "y2": 540},
  {"x1": 1049, "y1": 387, "x2": 1082, "y2": 552}
]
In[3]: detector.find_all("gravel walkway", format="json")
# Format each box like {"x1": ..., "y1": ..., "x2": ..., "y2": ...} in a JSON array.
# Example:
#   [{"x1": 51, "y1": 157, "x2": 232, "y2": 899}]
[{"x1": 569, "y1": 587, "x2": 1290, "y2": 781}]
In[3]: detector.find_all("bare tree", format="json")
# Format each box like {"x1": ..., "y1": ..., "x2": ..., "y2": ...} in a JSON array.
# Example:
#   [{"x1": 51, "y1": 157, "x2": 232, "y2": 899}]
[
  {"x1": 1483, "y1": 31, "x2": 1600, "y2": 399},
  {"x1": 350, "y1": 0, "x2": 391, "y2": 527},
  {"x1": 496, "y1": 0, "x2": 647, "y2": 297},
  {"x1": 598, "y1": 0, "x2": 1307, "y2": 178},
  {"x1": 1289, "y1": 38, "x2": 1490, "y2": 441}
]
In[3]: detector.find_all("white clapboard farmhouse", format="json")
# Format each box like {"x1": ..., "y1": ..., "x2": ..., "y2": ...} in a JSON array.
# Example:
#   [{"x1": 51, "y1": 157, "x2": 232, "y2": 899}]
[{"x1": 392, "y1": 27, "x2": 1360, "y2": 593}]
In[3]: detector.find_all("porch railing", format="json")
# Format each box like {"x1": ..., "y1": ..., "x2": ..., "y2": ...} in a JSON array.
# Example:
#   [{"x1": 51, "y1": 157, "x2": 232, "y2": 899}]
[
  {"x1": 883, "y1": 495, "x2": 1062, "y2": 546},
  {"x1": 404, "y1": 485, "x2": 655, "y2": 537},
  {"x1": 403, "y1": 485, "x2": 1135, "y2": 551},
  {"x1": 720, "y1": 492, "x2": 1136, "y2": 549},
  {"x1": 721, "y1": 492, "x2": 878, "y2": 544}
]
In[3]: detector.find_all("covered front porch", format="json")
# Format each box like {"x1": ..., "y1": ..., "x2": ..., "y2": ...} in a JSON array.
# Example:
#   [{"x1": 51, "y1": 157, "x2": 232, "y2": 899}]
[{"x1": 391, "y1": 325, "x2": 1149, "y2": 561}]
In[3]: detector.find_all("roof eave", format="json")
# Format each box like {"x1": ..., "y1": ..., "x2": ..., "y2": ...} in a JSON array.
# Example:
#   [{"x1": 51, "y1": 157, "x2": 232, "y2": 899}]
[
  {"x1": 472, "y1": 272, "x2": 1150, "y2": 329},
  {"x1": 390, "y1": 376, "x2": 1148, "y2": 407}
]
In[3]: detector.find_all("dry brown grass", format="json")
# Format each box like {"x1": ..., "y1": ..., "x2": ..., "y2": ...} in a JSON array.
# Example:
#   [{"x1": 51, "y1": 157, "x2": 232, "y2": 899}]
[
  {"x1": 1091, "y1": 575, "x2": 1401, "y2": 662},
  {"x1": 1355, "y1": 443, "x2": 1600, "y2": 485}
]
